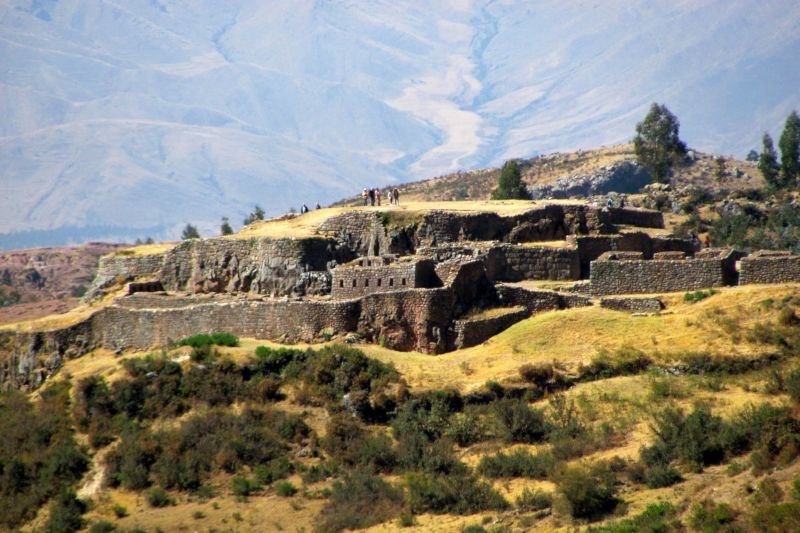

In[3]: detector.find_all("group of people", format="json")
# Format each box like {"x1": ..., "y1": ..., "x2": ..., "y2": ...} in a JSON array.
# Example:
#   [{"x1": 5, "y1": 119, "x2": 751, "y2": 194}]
[
  {"x1": 361, "y1": 187, "x2": 400, "y2": 207},
  {"x1": 299, "y1": 203, "x2": 321, "y2": 214},
  {"x1": 687, "y1": 231, "x2": 711, "y2": 249}
]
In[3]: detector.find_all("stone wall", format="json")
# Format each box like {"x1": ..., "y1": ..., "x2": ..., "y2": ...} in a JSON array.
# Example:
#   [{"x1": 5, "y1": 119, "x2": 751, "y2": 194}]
[
  {"x1": 331, "y1": 258, "x2": 439, "y2": 299},
  {"x1": 589, "y1": 249, "x2": 742, "y2": 295},
  {"x1": 85, "y1": 253, "x2": 165, "y2": 300},
  {"x1": 158, "y1": 236, "x2": 351, "y2": 297},
  {"x1": 739, "y1": 251, "x2": 800, "y2": 285},
  {"x1": 484, "y1": 245, "x2": 581, "y2": 281},
  {"x1": 605, "y1": 207, "x2": 664, "y2": 229},
  {"x1": 0, "y1": 318, "x2": 96, "y2": 390},
  {"x1": 572, "y1": 233, "x2": 694, "y2": 276},
  {"x1": 600, "y1": 296, "x2": 663, "y2": 313},
  {"x1": 453, "y1": 308, "x2": 529, "y2": 349}
]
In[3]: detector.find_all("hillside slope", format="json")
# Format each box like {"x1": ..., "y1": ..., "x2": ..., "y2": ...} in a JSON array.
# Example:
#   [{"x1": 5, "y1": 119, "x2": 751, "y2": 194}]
[{"x1": 6, "y1": 284, "x2": 800, "y2": 532}]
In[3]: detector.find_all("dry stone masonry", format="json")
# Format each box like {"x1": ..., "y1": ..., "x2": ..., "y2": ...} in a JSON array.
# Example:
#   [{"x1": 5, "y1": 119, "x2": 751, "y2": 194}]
[{"x1": 5, "y1": 202, "x2": 800, "y2": 390}]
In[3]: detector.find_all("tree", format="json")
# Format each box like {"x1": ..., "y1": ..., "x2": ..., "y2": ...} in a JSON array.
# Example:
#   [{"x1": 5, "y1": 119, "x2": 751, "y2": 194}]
[
  {"x1": 243, "y1": 205, "x2": 265, "y2": 226},
  {"x1": 759, "y1": 133, "x2": 781, "y2": 189},
  {"x1": 778, "y1": 110, "x2": 800, "y2": 186},
  {"x1": 491, "y1": 160, "x2": 531, "y2": 200},
  {"x1": 746, "y1": 149, "x2": 759, "y2": 162},
  {"x1": 633, "y1": 103, "x2": 687, "y2": 183},
  {"x1": 220, "y1": 217, "x2": 233, "y2": 236},
  {"x1": 144, "y1": 237, "x2": 155, "y2": 245},
  {"x1": 181, "y1": 224, "x2": 200, "y2": 240}
]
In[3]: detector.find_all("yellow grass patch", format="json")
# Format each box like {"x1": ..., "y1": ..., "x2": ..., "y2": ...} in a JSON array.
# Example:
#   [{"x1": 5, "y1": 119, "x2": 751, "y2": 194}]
[{"x1": 109, "y1": 242, "x2": 175, "y2": 257}]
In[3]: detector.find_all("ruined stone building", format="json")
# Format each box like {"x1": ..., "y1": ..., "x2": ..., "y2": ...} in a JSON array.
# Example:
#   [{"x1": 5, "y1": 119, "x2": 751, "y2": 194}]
[{"x1": 4, "y1": 202, "x2": 800, "y2": 390}]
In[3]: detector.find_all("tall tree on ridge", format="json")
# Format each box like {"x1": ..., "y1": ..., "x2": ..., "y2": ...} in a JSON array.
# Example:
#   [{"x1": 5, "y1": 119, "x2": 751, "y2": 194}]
[
  {"x1": 633, "y1": 103, "x2": 687, "y2": 183},
  {"x1": 778, "y1": 110, "x2": 800, "y2": 187},
  {"x1": 759, "y1": 133, "x2": 781, "y2": 189}
]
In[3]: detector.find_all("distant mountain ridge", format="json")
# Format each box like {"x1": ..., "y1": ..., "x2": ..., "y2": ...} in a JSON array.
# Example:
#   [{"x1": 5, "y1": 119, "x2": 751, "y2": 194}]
[{"x1": 1, "y1": 0, "x2": 798, "y2": 245}]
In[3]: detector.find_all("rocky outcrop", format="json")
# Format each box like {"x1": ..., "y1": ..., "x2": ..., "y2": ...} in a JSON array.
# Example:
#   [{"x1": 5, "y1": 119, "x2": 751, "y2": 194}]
[
  {"x1": 158, "y1": 237, "x2": 352, "y2": 297},
  {"x1": 529, "y1": 161, "x2": 652, "y2": 199}
]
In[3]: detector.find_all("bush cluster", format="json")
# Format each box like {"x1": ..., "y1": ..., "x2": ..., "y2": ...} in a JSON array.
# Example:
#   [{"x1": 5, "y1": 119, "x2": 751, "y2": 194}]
[
  {"x1": 0, "y1": 384, "x2": 89, "y2": 530},
  {"x1": 106, "y1": 406, "x2": 307, "y2": 492},
  {"x1": 177, "y1": 332, "x2": 240, "y2": 348}
]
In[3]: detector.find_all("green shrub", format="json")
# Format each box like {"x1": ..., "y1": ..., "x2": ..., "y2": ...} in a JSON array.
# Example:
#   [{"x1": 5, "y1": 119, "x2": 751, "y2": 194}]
[
  {"x1": 554, "y1": 463, "x2": 619, "y2": 519},
  {"x1": 253, "y1": 346, "x2": 305, "y2": 375},
  {"x1": 515, "y1": 488, "x2": 553, "y2": 512},
  {"x1": 492, "y1": 399, "x2": 549, "y2": 444},
  {"x1": 518, "y1": 363, "x2": 554, "y2": 385},
  {"x1": 648, "y1": 377, "x2": 687, "y2": 400},
  {"x1": 0, "y1": 386, "x2": 89, "y2": 530},
  {"x1": 580, "y1": 347, "x2": 652, "y2": 380},
  {"x1": 589, "y1": 501, "x2": 680, "y2": 532},
  {"x1": 751, "y1": 502, "x2": 800, "y2": 532},
  {"x1": 178, "y1": 332, "x2": 239, "y2": 348},
  {"x1": 688, "y1": 499, "x2": 737, "y2": 532},
  {"x1": 324, "y1": 413, "x2": 396, "y2": 473},
  {"x1": 90, "y1": 520, "x2": 117, "y2": 533},
  {"x1": 146, "y1": 487, "x2": 174, "y2": 508},
  {"x1": 254, "y1": 457, "x2": 293, "y2": 485},
  {"x1": 392, "y1": 391, "x2": 466, "y2": 474},
  {"x1": 406, "y1": 473, "x2": 509, "y2": 515},
  {"x1": 112, "y1": 504, "x2": 128, "y2": 518},
  {"x1": 785, "y1": 367, "x2": 800, "y2": 403},
  {"x1": 684, "y1": 289, "x2": 716, "y2": 303},
  {"x1": 274, "y1": 480, "x2": 297, "y2": 497},
  {"x1": 302, "y1": 461, "x2": 339, "y2": 484},
  {"x1": 476, "y1": 449, "x2": 555, "y2": 479},
  {"x1": 316, "y1": 471, "x2": 404, "y2": 533},
  {"x1": 643, "y1": 464, "x2": 682, "y2": 488},
  {"x1": 231, "y1": 476, "x2": 260, "y2": 499},
  {"x1": 45, "y1": 488, "x2": 86, "y2": 533},
  {"x1": 641, "y1": 405, "x2": 724, "y2": 471},
  {"x1": 445, "y1": 408, "x2": 487, "y2": 447}
]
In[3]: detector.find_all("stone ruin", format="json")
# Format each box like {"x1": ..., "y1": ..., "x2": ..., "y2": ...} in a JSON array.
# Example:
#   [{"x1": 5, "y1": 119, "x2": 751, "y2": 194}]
[{"x1": 4, "y1": 202, "x2": 800, "y2": 390}]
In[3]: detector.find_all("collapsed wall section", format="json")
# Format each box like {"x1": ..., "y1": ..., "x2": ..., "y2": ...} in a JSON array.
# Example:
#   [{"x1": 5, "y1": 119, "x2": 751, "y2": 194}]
[{"x1": 85, "y1": 253, "x2": 165, "y2": 300}]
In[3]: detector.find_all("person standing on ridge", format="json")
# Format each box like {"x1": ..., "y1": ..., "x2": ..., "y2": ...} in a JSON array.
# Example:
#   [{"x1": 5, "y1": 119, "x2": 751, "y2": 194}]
[{"x1": 376, "y1": 188, "x2": 381, "y2": 206}]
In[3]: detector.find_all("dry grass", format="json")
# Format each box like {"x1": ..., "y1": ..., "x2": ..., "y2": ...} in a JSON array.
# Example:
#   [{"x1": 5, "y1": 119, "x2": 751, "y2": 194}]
[
  {"x1": 79, "y1": 484, "x2": 326, "y2": 533},
  {"x1": 109, "y1": 242, "x2": 175, "y2": 257},
  {"x1": 463, "y1": 306, "x2": 525, "y2": 321},
  {"x1": 235, "y1": 200, "x2": 581, "y2": 240},
  {"x1": 362, "y1": 284, "x2": 797, "y2": 392}
]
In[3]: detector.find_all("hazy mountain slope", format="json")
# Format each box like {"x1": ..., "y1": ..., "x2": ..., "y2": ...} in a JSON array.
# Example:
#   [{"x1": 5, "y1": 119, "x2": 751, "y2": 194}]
[{"x1": 1, "y1": 0, "x2": 798, "y2": 245}]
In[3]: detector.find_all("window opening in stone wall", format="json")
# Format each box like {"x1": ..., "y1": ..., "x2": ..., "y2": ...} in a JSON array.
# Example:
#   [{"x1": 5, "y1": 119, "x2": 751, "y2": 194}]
[
  {"x1": 389, "y1": 278, "x2": 394, "y2": 286},
  {"x1": 365, "y1": 279, "x2": 369, "y2": 287},
  {"x1": 377, "y1": 279, "x2": 382, "y2": 287},
  {"x1": 401, "y1": 278, "x2": 406, "y2": 286},
  {"x1": 339, "y1": 280, "x2": 344, "y2": 288},
  {"x1": 352, "y1": 279, "x2": 357, "y2": 287}
]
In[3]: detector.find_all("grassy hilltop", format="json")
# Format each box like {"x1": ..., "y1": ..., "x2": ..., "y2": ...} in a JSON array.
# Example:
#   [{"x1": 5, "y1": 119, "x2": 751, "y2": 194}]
[{"x1": 3, "y1": 145, "x2": 800, "y2": 533}]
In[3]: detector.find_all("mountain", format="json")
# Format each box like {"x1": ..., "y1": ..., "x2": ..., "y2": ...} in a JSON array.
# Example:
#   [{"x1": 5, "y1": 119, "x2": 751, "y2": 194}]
[{"x1": 1, "y1": 0, "x2": 799, "y2": 245}]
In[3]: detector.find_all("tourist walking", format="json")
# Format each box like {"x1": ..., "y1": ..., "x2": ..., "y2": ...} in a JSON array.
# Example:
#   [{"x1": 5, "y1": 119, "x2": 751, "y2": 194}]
[
  {"x1": 362, "y1": 188, "x2": 369, "y2": 206},
  {"x1": 375, "y1": 188, "x2": 381, "y2": 206},
  {"x1": 393, "y1": 187, "x2": 400, "y2": 205},
  {"x1": 368, "y1": 188, "x2": 375, "y2": 206}
]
